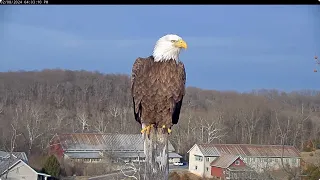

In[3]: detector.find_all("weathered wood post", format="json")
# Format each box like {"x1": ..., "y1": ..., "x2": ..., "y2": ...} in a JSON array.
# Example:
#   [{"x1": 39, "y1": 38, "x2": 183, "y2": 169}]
[{"x1": 143, "y1": 127, "x2": 169, "y2": 180}]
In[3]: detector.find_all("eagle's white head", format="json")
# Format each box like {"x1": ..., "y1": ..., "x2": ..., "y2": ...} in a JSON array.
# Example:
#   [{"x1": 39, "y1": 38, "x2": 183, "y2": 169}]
[{"x1": 152, "y1": 34, "x2": 188, "y2": 62}]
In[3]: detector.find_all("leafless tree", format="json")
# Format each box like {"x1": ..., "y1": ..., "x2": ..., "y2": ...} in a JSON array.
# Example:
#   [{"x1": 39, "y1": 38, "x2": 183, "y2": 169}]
[
  {"x1": 76, "y1": 106, "x2": 89, "y2": 133},
  {"x1": 54, "y1": 108, "x2": 69, "y2": 129},
  {"x1": 199, "y1": 115, "x2": 226, "y2": 144},
  {"x1": 0, "y1": 69, "x2": 319, "y2": 178},
  {"x1": 3, "y1": 123, "x2": 21, "y2": 179},
  {"x1": 93, "y1": 111, "x2": 109, "y2": 133}
]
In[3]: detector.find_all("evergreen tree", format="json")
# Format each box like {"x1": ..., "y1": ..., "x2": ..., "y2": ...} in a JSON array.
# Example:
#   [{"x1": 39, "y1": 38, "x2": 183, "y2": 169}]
[{"x1": 43, "y1": 155, "x2": 61, "y2": 177}]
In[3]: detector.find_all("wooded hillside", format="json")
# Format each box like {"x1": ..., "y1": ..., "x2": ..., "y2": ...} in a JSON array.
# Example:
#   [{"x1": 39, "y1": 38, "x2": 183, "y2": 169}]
[{"x1": 0, "y1": 69, "x2": 319, "y2": 158}]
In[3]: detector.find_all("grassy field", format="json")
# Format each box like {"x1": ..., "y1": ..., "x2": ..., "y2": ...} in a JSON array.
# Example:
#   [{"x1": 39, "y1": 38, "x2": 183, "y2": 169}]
[
  {"x1": 169, "y1": 170, "x2": 216, "y2": 180},
  {"x1": 301, "y1": 149, "x2": 320, "y2": 166}
]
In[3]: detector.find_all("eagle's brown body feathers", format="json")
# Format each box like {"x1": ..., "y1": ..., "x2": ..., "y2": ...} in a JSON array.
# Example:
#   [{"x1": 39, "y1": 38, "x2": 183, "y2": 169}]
[{"x1": 131, "y1": 56, "x2": 186, "y2": 129}]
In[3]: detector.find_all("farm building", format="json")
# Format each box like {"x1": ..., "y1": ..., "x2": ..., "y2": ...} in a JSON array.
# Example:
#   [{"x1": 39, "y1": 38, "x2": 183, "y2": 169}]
[
  {"x1": 49, "y1": 133, "x2": 182, "y2": 164},
  {"x1": 0, "y1": 151, "x2": 51, "y2": 180},
  {"x1": 210, "y1": 154, "x2": 257, "y2": 180},
  {"x1": 187, "y1": 143, "x2": 301, "y2": 178}
]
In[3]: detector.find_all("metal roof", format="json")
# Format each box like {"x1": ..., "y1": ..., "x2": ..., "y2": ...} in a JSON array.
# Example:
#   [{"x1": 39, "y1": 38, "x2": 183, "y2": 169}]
[
  {"x1": 12, "y1": 152, "x2": 28, "y2": 162},
  {"x1": 53, "y1": 133, "x2": 175, "y2": 152},
  {"x1": 0, "y1": 151, "x2": 8, "y2": 158},
  {"x1": 0, "y1": 158, "x2": 51, "y2": 178},
  {"x1": 197, "y1": 144, "x2": 300, "y2": 158},
  {"x1": 112, "y1": 152, "x2": 145, "y2": 158},
  {"x1": 0, "y1": 151, "x2": 28, "y2": 162},
  {"x1": 210, "y1": 154, "x2": 240, "y2": 168},
  {"x1": 111, "y1": 152, "x2": 182, "y2": 159},
  {"x1": 65, "y1": 152, "x2": 102, "y2": 159},
  {"x1": 0, "y1": 156, "x2": 20, "y2": 175},
  {"x1": 168, "y1": 152, "x2": 183, "y2": 158},
  {"x1": 64, "y1": 151, "x2": 182, "y2": 159},
  {"x1": 0, "y1": 151, "x2": 29, "y2": 176},
  {"x1": 227, "y1": 166, "x2": 254, "y2": 171}
]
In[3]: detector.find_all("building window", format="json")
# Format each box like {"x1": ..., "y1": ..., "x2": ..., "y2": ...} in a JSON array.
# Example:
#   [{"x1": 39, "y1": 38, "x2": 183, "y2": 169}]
[
  {"x1": 206, "y1": 157, "x2": 209, "y2": 162},
  {"x1": 195, "y1": 155, "x2": 203, "y2": 161},
  {"x1": 206, "y1": 167, "x2": 209, "y2": 171},
  {"x1": 235, "y1": 160, "x2": 240, "y2": 165},
  {"x1": 195, "y1": 166, "x2": 198, "y2": 170},
  {"x1": 292, "y1": 158, "x2": 297, "y2": 165}
]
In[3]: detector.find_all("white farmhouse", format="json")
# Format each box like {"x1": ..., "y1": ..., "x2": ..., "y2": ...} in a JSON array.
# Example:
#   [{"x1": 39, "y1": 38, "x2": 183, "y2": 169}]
[
  {"x1": 187, "y1": 143, "x2": 301, "y2": 178},
  {"x1": 0, "y1": 151, "x2": 51, "y2": 180}
]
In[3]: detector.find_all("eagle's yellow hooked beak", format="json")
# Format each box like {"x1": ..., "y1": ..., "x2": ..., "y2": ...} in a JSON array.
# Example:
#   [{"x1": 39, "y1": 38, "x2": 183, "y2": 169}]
[{"x1": 174, "y1": 39, "x2": 187, "y2": 49}]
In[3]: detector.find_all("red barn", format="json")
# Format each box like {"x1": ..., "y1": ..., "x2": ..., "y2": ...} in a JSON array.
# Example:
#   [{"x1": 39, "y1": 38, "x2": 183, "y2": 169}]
[
  {"x1": 211, "y1": 154, "x2": 256, "y2": 180},
  {"x1": 48, "y1": 134, "x2": 64, "y2": 158}
]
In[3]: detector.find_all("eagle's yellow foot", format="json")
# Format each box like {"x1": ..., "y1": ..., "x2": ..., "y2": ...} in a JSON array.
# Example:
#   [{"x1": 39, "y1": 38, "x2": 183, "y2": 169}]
[
  {"x1": 146, "y1": 124, "x2": 153, "y2": 135},
  {"x1": 141, "y1": 125, "x2": 148, "y2": 134},
  {"x1": 162, "y1": 125, "x2": 171, "y2": 134},
  {"x1": 141, "y1": 124, "x2": 153, "y2": 135}
]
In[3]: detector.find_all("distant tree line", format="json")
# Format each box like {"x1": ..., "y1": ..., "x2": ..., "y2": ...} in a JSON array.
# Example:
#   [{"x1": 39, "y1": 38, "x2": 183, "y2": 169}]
[{"x1": 0, "y1": 69, "x2": 319, "y2": 159}]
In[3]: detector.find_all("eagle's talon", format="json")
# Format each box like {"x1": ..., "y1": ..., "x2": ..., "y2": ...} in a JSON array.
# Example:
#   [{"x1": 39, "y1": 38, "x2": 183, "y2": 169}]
[
  {"x1": 141, "y1": 127, "x2": 147, "y2": 134},
  {"x1": 141, "y1": 124, "x2": 153, "y2": 136},
  {"x1": 162, "y1": 125, "x2": 166, "y2": 134},
  {"x1": 146, "y1": 124, "x2": 153, "y2": 136}
]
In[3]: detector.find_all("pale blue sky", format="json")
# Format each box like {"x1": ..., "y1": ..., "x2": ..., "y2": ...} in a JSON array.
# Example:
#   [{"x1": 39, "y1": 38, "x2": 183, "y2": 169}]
[{"x1": 0, "y1": 5, "x2": 319, "y2": 92}]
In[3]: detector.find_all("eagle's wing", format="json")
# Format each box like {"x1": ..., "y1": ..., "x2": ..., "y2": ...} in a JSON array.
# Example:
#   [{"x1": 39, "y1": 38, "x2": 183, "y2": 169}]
[
  {"x1": 131, "y1": 56, "x2": 153, "y2": 124},
  {"x1": 171, "y1": 62, "x2": 186, "y2": 124}
]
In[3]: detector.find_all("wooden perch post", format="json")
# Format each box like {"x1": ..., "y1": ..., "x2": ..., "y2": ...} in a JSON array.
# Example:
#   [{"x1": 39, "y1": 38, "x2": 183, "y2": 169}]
[{"x1": 143, "y1": 127, "x2": 169, "y2": 180}]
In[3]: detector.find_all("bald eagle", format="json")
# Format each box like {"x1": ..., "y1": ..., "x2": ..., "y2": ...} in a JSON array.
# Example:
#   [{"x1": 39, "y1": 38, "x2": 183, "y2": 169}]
[{"x1": 131, "y1": 34, "x2": 187, "y2": 135}]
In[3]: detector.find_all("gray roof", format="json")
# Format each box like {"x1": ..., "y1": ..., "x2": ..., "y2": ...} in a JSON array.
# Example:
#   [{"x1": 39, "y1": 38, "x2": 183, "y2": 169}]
[
  {"x1": 210, "y1": 154, "x2": 240, "y2": 168},
  {"x1": 52, "y1": 133, "x2": 175, "y2": 152},
  {"x1": 0, "y1": 158, "x2": 51, "y2": 178},
  {"x1": 0, "y1": 151, "x2": 51, "y2": 178},
  {"x1": 111, "y1": 152, "x2": 145, "y2": 158},
  {"x1": 12, "y1": 152, "x2": 28, "y2": 162},
  {"x1": 0, "y1": 157, "x2": 21, "y2": 175},
  {"x1": 196, "y1": 144, "x2": 220, "y2": 157},
  {"x1": 64, "y1": 151, "x2": 182, "y2": 159},
  {"x1": 195, "y1": 144, "x2": 300, "y2": 158},
  {"x1": 0, "y1": 151, "x2": 8, "y2": 158},
  {"x1": 0, "y1": 151, "x2": 28, "y2": 162},
  {"x1": 65, "y1": 152, "x2": 102, "y2": 159},
  {"x1": 0, "y1": 151, "x2": 29, "y2": 176},
  {"x1": 169, "y1": 152, "x2": 183, "y2": 158}
]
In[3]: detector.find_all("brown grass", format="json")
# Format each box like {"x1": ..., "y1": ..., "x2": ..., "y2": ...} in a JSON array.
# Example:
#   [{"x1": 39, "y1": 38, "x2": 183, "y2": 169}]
[
  {"x1": 169, "y1": 171, "x2": 216, "y2": 180},
  {"x1": 301, "y1": 149, "x2": 320, "y2": 166}
]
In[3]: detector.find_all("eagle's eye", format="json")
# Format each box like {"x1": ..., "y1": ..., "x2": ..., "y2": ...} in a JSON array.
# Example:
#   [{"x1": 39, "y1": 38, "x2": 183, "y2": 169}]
[{"x1": 171, "y1": 40, "x2": 177, "y2": 43}]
